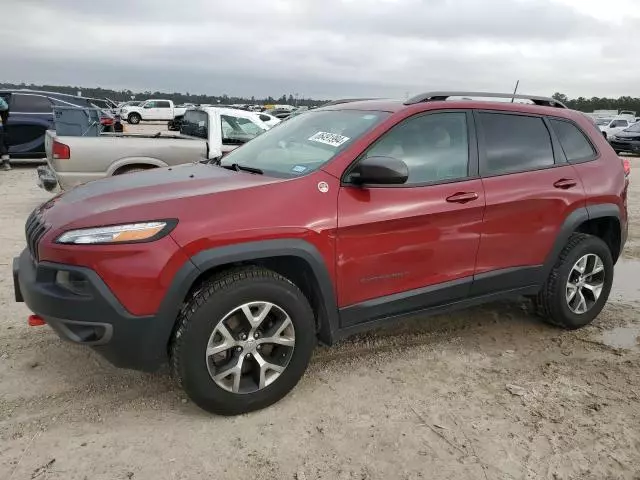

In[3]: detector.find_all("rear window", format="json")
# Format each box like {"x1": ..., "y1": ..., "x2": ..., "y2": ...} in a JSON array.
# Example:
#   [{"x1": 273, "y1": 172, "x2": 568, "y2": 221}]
[
  {"x1": 549, "y1": 119, "x2": 596, "y2": 163},
  {"x1": 479, "y1": 113, "x2": 554, "y2": 176},
  {"x1": 180, "y1": 110, "x2": 208, "y2": 139},
  {"x1": 157, "y1": 101, "x2": 171, "y2": 108}
]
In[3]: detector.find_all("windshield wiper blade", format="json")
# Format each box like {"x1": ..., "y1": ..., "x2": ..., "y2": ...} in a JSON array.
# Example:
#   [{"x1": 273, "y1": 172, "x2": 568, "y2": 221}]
[{"x1": 221, "y1": 163, "x2": 263, "y2": 175}]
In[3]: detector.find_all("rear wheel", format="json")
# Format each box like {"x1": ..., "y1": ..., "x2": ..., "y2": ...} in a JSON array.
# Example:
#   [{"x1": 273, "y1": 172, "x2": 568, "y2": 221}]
[
  {"x1": 128, "y1": 113, "x2": 141, "y2": 124},
  {"x1": 171, "y1": 267, "x2": 316, "y2": 415},
  {"x1": 537, "y1": 233, "x2": 613, "y2": 329}
]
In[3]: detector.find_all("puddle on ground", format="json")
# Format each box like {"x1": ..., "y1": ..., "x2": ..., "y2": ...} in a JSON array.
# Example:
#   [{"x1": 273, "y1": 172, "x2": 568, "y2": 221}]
[
  {"x1": 600, "y1": 326, "x2": 640, "y2": 350},
  {"x1": 611, "y1": 258, "x2": 640, "y2": 302},
  {"x1": 596, "y1": 259, "x2": 640, "y2": 350}
]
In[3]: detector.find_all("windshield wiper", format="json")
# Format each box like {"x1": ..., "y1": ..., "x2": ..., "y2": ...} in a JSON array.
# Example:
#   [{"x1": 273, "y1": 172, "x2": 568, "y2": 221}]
[{"x1": 221, "y1": 163, "x2": 263, "y2": 175}]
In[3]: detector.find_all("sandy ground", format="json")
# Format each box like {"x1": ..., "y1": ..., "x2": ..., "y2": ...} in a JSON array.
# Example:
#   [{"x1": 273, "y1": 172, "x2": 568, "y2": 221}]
[{"x1": 1, "y1": 146, "x2": 639, "y2": 479}]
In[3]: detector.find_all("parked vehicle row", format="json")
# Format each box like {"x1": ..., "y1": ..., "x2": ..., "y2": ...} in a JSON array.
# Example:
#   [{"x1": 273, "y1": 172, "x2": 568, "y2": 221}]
[
  {"x1": 15, "y1": 91, "x2": 628, "y2": 415},
  {"x1": 38, "y1": 106, "x2": 274, "y2": 191}
]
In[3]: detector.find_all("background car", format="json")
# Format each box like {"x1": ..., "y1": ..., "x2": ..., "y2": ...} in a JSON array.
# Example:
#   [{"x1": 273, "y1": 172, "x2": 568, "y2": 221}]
[
  {"x1": 0, "y1": 89, "x2": 112, "y2": 159},
  {"x1": 609, "y1": 122, "x2": 640, "y2": 154},
  {"x1": 266, "y1": 108, "x2": 293, "y2": 119},
  {"x1": 598, "y1": 117, "x2": 634, "y2": 139}
]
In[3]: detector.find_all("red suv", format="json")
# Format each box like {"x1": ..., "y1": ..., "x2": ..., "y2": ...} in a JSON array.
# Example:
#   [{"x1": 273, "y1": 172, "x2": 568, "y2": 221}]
[{"x1": 14, "y1": 91, "x2": 629, "y2": 415}]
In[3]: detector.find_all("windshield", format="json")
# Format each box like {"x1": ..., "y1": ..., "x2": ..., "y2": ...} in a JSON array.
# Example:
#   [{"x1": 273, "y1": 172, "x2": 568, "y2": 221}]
[
  {"x1": 595, "y1": 118, "x2": 612, "y2": 126},
  {"x1": 221, "y1": 114, "x2": 266, "y2": 144},
  {"x1": 219, "y1": 110, "x2": 389, "y2": 177},
  {"x1": 624, "y1": 122, "x2": 640, "y2": 132}
]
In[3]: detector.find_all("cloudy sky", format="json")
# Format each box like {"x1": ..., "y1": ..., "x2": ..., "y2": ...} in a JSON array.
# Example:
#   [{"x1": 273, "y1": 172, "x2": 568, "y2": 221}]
[{"x1": 1, "y1": 0, "x2": 638, "y2": 99}]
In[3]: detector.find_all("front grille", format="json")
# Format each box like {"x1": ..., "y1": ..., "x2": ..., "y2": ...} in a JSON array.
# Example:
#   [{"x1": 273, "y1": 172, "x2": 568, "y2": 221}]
[{"x1": 25, "y1": 210, "x2": 48, "y2": 261}]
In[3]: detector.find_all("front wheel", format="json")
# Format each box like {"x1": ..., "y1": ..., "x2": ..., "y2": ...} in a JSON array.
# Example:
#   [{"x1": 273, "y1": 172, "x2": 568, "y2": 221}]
[
  {"x1": 128, "y1": 113, "x2": 141, "y2": 124},
  {"x1": 536, "y1": 233, "x2": 614, "y2": 329},
  {"x1": 171, "y1": 267, "x2": 316, "y2": 415}
]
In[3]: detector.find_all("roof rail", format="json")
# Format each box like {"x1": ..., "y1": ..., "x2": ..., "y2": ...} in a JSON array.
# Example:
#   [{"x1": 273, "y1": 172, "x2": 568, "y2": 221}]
[
  {"x1": 321, "y1": 98, "x2": 378, "y2": 107},
  {"x1": 404, "y1": 91, "x2": 567, "y2": 108}
]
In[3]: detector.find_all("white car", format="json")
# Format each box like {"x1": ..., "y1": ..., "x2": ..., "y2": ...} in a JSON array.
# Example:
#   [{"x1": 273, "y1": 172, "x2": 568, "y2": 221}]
[
  {"x1": 120, "y1": 99, "x2": 188, "y2": 124},
  {"x1": 598, "y1": 117, "x2": 635, "y2": 139}
]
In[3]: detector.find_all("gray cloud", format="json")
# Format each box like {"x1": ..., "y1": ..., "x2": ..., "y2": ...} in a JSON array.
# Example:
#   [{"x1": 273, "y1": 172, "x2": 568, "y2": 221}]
[{"x1": 0, "y1": 0, "x2": 637, "y2": 98}]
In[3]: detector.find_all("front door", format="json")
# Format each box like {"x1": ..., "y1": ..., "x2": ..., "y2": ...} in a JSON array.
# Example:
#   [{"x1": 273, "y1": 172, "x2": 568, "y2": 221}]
[
  {"x1": 142, "y1": 101, "x2": 160, "y2": 120},
  {"x1": 336, "y1": 110, "x2": 485, "y2": 326}
]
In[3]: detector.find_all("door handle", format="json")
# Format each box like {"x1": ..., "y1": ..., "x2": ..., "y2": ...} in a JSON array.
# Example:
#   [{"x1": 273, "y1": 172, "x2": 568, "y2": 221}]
[
  {"x1": 446, "y1": 192, "x2": 479, "y2": 203},
  {"x1": 553, "y1": 179, "x2": 577, "y2": 189}
]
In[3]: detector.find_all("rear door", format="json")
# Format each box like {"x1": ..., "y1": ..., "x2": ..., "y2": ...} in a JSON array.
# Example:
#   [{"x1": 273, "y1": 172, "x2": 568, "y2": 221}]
[
  {"x1": 7, "y1": 93, "x2": 54, "y2": 157},
  {"x1": 155, "y1": 101, "x2": 173, "y2": 120},
  {"x1": 471, "y1": 110, "x2": 585, "y2": 295}
]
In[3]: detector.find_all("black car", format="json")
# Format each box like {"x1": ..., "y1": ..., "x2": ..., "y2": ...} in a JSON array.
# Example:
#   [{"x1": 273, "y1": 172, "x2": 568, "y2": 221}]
[
  {"x1": 609, "y1": 122, "x2": 640, "y2": 154},
  {"x1": 0, "y1": 90, "x2": 112, "y2": 158}
]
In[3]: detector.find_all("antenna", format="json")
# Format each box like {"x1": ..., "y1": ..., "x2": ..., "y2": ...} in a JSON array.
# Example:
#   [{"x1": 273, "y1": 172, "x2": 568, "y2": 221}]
[{"x1": 511, "y1": 80, "x2": 520, "y2": 103}]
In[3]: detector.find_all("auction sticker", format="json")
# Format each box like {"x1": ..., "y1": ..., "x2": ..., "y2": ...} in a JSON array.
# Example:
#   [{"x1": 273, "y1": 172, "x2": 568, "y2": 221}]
[{"x1": 308, "y1": 132, "x2": 350, "y2": 147}]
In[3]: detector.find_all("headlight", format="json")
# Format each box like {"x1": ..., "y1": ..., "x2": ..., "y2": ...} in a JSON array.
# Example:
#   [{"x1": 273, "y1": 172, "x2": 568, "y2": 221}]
[{"x1": 56, "y1": 221, "x2": 175, "y2": 244}]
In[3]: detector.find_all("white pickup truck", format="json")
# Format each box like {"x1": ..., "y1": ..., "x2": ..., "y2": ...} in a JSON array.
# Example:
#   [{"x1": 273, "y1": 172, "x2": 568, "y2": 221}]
[
  {"x1": 38, "y1": 106, "x2": 273, "y2": 191},
  {"x1": 120, "y1": 99, "x2": 187, "y2": 124}
]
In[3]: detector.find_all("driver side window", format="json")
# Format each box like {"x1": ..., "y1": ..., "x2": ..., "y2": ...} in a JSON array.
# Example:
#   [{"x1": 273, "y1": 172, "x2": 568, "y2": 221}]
[{"x1": 363, "y1": 112, "x2": 470, "y2": 185}]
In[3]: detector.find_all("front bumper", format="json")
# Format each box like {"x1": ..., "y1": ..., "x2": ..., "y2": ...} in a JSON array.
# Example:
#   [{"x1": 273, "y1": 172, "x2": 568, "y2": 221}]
[
  {"x1": 14, "y1": 249, "x2": 167, "y2": 371},
  {"x1": 609, "y1": 139, "x2": 640, "y2": 153}
]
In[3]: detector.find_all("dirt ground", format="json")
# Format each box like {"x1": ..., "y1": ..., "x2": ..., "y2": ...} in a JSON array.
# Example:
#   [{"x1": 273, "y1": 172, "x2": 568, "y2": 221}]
[{"x1": 1, "y1": 148, "x2": 639, "y2": 480}]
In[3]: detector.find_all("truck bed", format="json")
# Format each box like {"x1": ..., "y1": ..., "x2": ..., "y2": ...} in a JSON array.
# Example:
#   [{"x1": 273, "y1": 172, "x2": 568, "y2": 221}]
[{"x1": 44, "y1": 130, "x2": 207, "y2": 190}]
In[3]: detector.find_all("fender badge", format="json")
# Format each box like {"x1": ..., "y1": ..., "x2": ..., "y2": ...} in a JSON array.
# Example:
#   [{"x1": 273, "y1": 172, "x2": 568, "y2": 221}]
[{"x1": 317, "y1": 181, "x2": 329, "y2": 193}]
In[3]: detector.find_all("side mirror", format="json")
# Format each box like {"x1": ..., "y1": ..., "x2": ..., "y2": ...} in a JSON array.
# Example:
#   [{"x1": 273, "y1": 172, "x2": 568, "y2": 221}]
[
  {"x1": 143, "y1": 104, "x2": 152, "y2": 109},
  {"x1": 349, "y1": 156, "x2": 409, "y2": 185}
]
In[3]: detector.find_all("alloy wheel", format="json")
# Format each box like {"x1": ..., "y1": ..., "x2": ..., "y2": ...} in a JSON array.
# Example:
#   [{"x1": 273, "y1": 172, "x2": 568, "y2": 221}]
[
  {"x1": 566, "y1": 253, "x2": 605, "y2": 314},
  {"x1": 205, "y1": 301, "x2": 295, "y2": 394}
]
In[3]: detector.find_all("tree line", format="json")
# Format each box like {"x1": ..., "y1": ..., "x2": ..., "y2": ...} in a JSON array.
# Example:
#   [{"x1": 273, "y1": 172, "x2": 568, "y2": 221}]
[
  {"x1": 552, "y1": 93, "x2": 640, "y2": 113},
  {"x1": 0, "y1": 82, "x2": 328, "y2": 107}
]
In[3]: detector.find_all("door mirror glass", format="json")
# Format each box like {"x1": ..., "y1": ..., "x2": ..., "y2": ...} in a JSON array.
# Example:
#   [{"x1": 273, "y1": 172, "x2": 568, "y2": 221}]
[{"x1": 349, "y1": 156, "x2": 408, "y2": 185}]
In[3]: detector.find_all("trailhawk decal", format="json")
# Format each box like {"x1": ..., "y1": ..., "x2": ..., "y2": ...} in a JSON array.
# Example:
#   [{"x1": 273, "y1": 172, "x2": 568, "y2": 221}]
[{"x1": 308, "y1": 132, "x2": 350, "y2": 147}]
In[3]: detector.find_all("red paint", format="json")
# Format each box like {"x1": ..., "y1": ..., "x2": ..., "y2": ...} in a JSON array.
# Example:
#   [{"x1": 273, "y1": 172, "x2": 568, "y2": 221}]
[
  {"x1": 28, "y1": 315, "x2": 46, "y2": 326},
  {"x1": 34, "y1": 99, "x2": 627, "y2": 316}
]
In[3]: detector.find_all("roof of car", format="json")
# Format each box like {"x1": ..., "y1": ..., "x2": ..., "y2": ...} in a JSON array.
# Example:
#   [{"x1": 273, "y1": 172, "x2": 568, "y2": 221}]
[
  {"x1": 0, "y1": 89, "x2": 89, "y2": 99},
  {"x1": 318, "y1": 96, "x2": 590, "y2": 123},
  {"x1": 318, "y1": 92, "x2": 572, "y2": 116}
]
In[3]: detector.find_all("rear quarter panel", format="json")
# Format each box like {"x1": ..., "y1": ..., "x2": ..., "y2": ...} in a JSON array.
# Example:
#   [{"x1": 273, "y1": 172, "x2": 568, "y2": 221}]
[{"x1": 569, "y1": 113, "x2": 627, "y2": 223}]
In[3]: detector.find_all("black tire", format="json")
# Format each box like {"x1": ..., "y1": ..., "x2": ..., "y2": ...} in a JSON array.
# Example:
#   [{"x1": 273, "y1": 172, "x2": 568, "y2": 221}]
[
  {"x1": 536, "y1": 233, "x2": 614, "y2": 329},
  {"x1": 171, "y1": 266, "x2": 316, "y2": 415},
  {"x1": 128, "y1": 113, "x2": 141, "y2": 124}
]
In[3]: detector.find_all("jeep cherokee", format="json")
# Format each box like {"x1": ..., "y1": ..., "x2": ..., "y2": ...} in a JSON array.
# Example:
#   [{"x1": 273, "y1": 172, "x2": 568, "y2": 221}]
[{"x1": 14, "y1": 91, "x2": 629, "y2": 415}]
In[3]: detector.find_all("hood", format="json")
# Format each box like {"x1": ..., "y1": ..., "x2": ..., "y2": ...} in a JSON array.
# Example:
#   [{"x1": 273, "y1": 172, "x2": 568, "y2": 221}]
[{"x1": 40, "y1": 163, "x2": 284, "y2": 229}]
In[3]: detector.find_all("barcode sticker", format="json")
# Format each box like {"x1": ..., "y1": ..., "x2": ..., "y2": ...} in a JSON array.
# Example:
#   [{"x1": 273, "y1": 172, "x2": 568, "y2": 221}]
[{"x1": 308, "y1": 132, "x2": 350, "y2": 147}]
